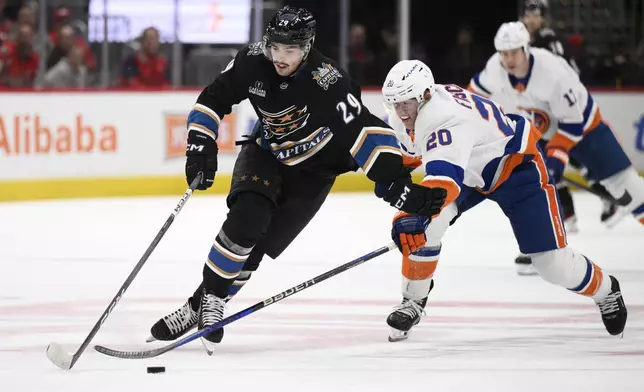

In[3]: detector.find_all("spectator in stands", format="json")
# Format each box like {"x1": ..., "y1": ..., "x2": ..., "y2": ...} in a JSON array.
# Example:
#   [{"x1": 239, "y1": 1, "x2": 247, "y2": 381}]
[
  {"x1": 0, "y1": 0, "x2": 12, "y2": 35},
  {"x1": 374, "y1": 26, "x2": 428, "y2": 84},
  {"x1": 46, "y1": 24, "x2": 75, "y2": 70},
  {"x1": 0, "y1": 23, "x2": 38, "y2": 88},
  {"x1": 42, "y1": 44, "x2": 87, "y2": 89},
  {"x1": 7, "y1": 4, "x2": 35, "y2": 41},
  {"x1": 120, "y1": 27, "x2": 170, "y2": 88},
  {"x1": 347, "y1": 23, "x2": 376, "y2": 85},
  {"x1": 441, "y1": 25, "x2": 487, "y2": 87},
  {"x1": 50, "y1": 7, "x2": 72, "y2": 41},
  {"x1": 48, "y1": 8, "x2": 96, "y2": 71}
]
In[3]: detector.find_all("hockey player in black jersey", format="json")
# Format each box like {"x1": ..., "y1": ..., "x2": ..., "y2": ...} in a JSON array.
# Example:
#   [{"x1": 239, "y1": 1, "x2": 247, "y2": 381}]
[
  {"x1": 521, "y1": 0, "x2": 580, "y2": 74},
  {"x1": 147, "y1": 6, "x2": 446, "y2": 352}
]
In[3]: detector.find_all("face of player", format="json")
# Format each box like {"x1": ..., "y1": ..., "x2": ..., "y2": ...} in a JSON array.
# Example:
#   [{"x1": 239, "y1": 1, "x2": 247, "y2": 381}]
[
  {"x1": 522, "y1": 11, "x2": 543, "y2": 35},
  {"x1": 269, "y1": 43, "x2": 304, "y2": 76},
  {"x1": 499, "y1": 48, "x2": 530, "y2": 78},
  {"x1": 393, "y1": 99, "x2": 421, "y2": 130}
]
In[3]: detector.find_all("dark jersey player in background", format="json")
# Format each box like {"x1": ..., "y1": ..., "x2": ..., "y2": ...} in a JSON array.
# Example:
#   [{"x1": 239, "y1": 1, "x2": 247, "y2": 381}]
[
  {"x1": 515, "y1": 0, "x2": 620, "y2": 276},
  {"x1": 146, "y1": 6, "x2": 446, "y2": 352},
  {"x1": 521, "y1": 0, "x2": 580, "y2": 74}
]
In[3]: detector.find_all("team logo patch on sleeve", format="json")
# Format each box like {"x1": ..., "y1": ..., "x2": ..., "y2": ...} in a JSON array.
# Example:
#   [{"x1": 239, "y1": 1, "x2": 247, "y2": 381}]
[{"x1": 312, "y1": 63, "x2": 342, "y2": 90}]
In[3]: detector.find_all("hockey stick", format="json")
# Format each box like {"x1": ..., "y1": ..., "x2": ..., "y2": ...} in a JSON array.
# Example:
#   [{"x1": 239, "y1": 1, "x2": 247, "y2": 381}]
[
  {"x1": 94, "y1": 241, "x2": 398, "y2": 359},
  {"x1": 562, "y1": 174, "x2": 616, "y2": 203},
  {"x1": 46, "y1": 173, "x2": 203, "y2": 370}
]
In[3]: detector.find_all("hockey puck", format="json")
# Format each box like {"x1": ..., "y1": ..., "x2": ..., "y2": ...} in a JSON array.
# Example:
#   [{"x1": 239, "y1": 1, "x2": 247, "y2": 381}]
[{"x1": 147, "y1": 366, "x2": 166, "y2": 374}]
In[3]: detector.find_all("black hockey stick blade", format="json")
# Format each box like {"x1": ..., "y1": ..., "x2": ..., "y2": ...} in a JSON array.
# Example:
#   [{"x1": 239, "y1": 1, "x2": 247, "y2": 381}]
[{"x1": 46, "y1": 173, "x2": 203, "y2": 370}]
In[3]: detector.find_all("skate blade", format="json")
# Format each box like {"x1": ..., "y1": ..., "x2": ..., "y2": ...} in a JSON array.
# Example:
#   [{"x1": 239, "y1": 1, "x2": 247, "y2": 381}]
[
  {"x1": 516, "y1": 266, "x2": 539, "y2": 276},
  {"x1": 200, "y1": 337, "x2": 217, "y2": 356},
  {"x1": 602, "y1": 208, "x2": 630, "y2": 229},
  {"x1": 388, "y1": 329, "x2": 409, "y2": 342},
  {"x1": 564, "y1": 221, "x2": 579, "y2": 234}
]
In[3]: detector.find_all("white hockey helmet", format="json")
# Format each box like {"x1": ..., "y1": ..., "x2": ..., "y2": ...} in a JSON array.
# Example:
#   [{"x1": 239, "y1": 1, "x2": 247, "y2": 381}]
[
  {"x1": 382, "y1": 59, "x2": 435, "y2": 108},
  {"x1": 494, "y1": 21, "x2": 530, "y2": 53}
]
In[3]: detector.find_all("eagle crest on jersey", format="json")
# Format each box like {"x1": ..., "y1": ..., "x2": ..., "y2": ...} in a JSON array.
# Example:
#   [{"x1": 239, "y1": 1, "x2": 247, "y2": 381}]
[
  {"x1": 258, "y1": 105, "x2": 310, "y2": 139},
  {"x1": 312, "y1": 62, "x2": 342, "y2": 90}
]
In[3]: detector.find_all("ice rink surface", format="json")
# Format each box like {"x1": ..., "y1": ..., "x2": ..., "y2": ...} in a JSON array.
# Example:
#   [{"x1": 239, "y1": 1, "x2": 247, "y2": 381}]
[{"x1": 1, "y1": 192, "x2": 643, "y2": 391}]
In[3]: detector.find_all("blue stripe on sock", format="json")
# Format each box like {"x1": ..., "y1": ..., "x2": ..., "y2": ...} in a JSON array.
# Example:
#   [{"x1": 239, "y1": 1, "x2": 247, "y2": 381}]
[
  {"x1": 632, "y1": 203, "x2": 644, "y2": 215},
  {"x1": 569, "y1": 257, "x2": 592, "y2": 292},
  {"x1": 227, "y1": 284, "x2": 244, "y2": 297},
  {"x1": 207, "y1": 245, "x2": 245, "y2": 276}
]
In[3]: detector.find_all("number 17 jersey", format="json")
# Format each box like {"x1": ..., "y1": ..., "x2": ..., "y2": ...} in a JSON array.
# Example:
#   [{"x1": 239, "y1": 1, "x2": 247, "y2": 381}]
[
  {"x1": 468, "y1": 48, "x2": 602, "y2": 150},
  {"x1": 390, "y1": 84, "x2": 542, "y2": 208}
]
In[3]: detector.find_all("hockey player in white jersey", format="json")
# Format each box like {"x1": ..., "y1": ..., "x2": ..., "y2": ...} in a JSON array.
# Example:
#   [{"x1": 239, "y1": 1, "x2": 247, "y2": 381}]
[
  {"x1": 469, "y1": 22, "x2": 644, "y2": 275},
  {"x1": 379, "y1": 59, "x2": 627, "y2": 342}
]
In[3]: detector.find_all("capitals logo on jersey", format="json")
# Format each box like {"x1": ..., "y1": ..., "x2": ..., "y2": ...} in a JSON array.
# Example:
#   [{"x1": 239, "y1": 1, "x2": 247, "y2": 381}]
[
  {"x1": 258, "y1": 105, "x2": 310, "y2": 140},
  {"x1": 518, "y1": 106, "x2": 551, "y2": 134}
]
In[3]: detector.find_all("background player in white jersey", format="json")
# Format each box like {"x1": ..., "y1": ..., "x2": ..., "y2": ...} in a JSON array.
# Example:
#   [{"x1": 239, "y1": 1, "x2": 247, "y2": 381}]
[
  {"x1": 469, "y1": 22, "x2": 644, "y2": 275},
  {"x1": 520, "y1": 0, "x2": 619, "y2": 232},
  {"x1": 379, "y1": 59, "x2": 627, "y2": 342}
]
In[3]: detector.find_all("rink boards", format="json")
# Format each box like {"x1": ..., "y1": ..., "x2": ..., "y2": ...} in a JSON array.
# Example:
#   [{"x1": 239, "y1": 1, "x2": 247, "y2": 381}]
[{"x1": 0, "y1": 89, "x2": 643, "y2": 201}]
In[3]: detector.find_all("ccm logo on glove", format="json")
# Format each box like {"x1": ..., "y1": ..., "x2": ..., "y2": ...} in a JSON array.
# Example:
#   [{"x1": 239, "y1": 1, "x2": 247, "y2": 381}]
[{"x1": 394, "y1": 185, "x2": 410, "y2": 209}]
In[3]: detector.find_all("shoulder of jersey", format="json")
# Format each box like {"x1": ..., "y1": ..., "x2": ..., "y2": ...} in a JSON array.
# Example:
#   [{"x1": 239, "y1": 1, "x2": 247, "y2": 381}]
[
  {"x1": 244, "y1": 41, "x2": 264, "y2": 56},
  {"x1": 232, "y1": 42, "x2": 272, "y2": 74},
  {"x1": 531, "y1": 48, "x2": 567, "y2": 73},
  {"x1": 416, "y1": 86, "x2": 462, "y2": 131},
  {"x1": 538, "y1": 27, "x2": 556, "y2": 38},
  {"x1": 306, "y1": 50, "x2": 349, "y2": 91},
  {"x1": 235, "y1": 42, "x2": 265, "y2": 65}
]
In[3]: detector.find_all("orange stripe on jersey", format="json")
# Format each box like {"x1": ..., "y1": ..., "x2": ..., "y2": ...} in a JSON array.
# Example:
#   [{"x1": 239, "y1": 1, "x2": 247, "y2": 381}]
[
  {"x1": 402, "y1": 155, "x2": 422, "y2": 168},
  {"x1": 580, "y1": 263, "x2": 604, "y2": 296},
  {"x1": 466, "y1": 83, "x2": 490, "y2": 97},
  {"x1": 546, "y1": 147, "x2": 569, "y2": 166},
  {"x1": 547, "y1": 132, "x2": 577, "y2": 152},
  {"x1": 534, "y1": 154, "x2": 567, "y2": 248},
  {"x1": 402, "y1": 256, "x2": 438, "y2": 280},
  {"x1": 483, "y1": 123, "x2": 543, "y2": 194},
  {"x1": 421, "y1": 178, "x2": 461, "y2": 208}
]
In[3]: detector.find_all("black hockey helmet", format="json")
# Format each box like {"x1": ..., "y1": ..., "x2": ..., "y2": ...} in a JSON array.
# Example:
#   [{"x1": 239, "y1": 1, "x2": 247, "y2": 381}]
[{"x1": 262, "y1": 6, "x2": 316, "y2": 60}]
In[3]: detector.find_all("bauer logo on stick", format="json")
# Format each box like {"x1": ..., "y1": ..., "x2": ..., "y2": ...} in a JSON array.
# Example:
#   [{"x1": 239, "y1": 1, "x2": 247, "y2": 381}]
[{"x1": 263, "y1": 278, "x2": 316, "y2": 306}]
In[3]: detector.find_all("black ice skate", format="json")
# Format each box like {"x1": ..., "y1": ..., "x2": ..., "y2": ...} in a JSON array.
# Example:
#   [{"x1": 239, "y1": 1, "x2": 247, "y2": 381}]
[
  {"x1": 595, "y1": 275, "x2": 627, "y2": 337},
  {"x1": 387, "y1": 280, "x2": 434, "y2": 343},
  {"x1": 199, "y1": 289, "x2": 226, "y2": 355},
  {"x1": 515, "y1": 255, "x2": 538, "y2": 276},
  {"x1": 147, "y1": 297, "x2": 199, "y2": 342},
  {"x1": 600, "y1": 201, "x2": 629, "y2": 229},
  {"x1": 387, "y1": 296, "x2": 428, "y2": 342}
]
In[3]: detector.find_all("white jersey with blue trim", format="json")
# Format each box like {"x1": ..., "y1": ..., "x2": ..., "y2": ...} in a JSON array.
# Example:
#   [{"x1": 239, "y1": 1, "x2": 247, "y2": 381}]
[
  {"x1": 391, "y1": 84, "x2": 540, "y2": 207},
  {"x1": 468, "y1": 48, "x2": 601, "y2": 148}
]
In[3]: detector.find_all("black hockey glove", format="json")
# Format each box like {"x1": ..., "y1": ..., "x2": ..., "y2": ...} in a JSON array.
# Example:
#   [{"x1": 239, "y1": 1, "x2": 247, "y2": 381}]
[
  {"x1": 383, "y1": 176, "x2": 447, "y2": 217},
  {"x1": 185, "y1": 130, "x2": 218, "y2": 190}
]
